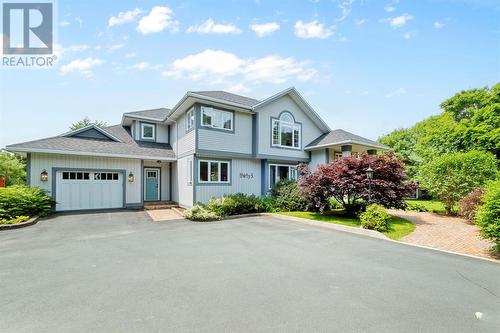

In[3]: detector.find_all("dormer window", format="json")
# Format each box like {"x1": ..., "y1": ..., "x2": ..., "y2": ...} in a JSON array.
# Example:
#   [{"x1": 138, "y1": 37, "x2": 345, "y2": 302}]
[
  {"x1": 141, "y1": 123, "x2": 155, "y2": 140},
  {"x1": 272, "y1": 112, "x2": 301, "y2": 149}
]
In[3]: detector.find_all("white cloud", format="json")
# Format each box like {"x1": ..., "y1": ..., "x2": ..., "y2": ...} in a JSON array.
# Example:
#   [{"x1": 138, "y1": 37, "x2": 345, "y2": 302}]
[
  {"x1": 354, "y1": 18, "x2": 366, "y2": 25},
  {"x1": 128, "y1": 62, "x2": 162, "y2": 70},
  {"x1": 107, "y1": 44, "x2": 124, "y2": 52},
  {"x1": 161, "y1": 49, "x2": 317, "y2": 86},
  {"x1": 75, "y1": 17, "x2": 83, "y2": 28},
  {"x1": 384, "y1": 5, "x2": 396, "y2": 12},
  {"x1": 337, "y1": 0, "x2": 355, "y2": 22},
  {"x1": 433, "y1": 21, "x2": 444, "y2": 29},
  {"x1": 385, "y1": 87, "x2": 406, "y2": 98},
  {"x1": 108, "y1": 8, "x2": 142, "y2": 27},
  {"x1": 386, "y1": 14, "x2": 413, "y2": 28},
  {"x1": 403, "y1": 32, "x2": 412, "y2": 39},
  {"x1": 60, "y1": 58, "x2": 103, "y2": 77},
  {"x1": 59, "y1": 20, "x2": 70, "y2": 27},
  {"x1": 186, "y1": 18, "x2": 242, "y2": 34},
  {"x1": 52, "y1": 44, "x2": 89, "y2": 59},
  {"x1": 137, "y1": 6, "x2": 178, "y2": 34},
  {"x1": 294, "y1": 20, "x2": 333, "y2": 39},
  {"x1": 125, "y1": 52, "x2": 136, "y2": 58},
  {"x1": 250, "y1": 22, "x2": 280, "y2": 37},
  {"x1": 225, "y1": 83, "x2": 250, "y2": 94}
]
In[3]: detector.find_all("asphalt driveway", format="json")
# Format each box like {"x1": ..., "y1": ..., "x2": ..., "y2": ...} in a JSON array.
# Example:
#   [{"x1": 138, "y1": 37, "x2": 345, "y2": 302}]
[{"x1": 0, "y1": 211, "x2": 499, "y2": 333}]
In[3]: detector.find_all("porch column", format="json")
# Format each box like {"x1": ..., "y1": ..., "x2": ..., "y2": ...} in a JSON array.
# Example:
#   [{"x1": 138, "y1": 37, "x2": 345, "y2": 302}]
[
  {"x1": 367, "y1": 149, "x2": 377, "y2": 155},
  {"x1": 341, "y1": 145, "x2": 352, "y2": 157}
]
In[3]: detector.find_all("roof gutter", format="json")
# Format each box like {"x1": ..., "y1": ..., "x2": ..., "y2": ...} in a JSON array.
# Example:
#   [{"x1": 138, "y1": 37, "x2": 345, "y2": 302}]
[{"x1": 305, "y1": 140, "x2": 389, "y2": 151}]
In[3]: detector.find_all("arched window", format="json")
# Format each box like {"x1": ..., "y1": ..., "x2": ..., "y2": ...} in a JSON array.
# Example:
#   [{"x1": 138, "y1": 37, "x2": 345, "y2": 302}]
[{"x1": 272, "y1": 112, "x2": 301, "y2": 149}]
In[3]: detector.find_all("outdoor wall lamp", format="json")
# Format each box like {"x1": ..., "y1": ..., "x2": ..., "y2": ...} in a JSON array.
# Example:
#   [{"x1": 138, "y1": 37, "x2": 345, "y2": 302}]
[
  {"x1": 128, "y1": 172, "x2": 135, "y2": 182},
  {"x1": 40, "y1": 169, "x2": 48, "y2": 182},
  {"x1": 366, "y1": 165, "x2": 374, "y2": 203}
]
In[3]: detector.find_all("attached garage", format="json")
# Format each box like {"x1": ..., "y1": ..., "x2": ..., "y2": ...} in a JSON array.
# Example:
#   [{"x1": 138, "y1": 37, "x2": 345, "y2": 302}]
[{"x1": 55, "y1": 170, "x2": 124, "y2": 211}]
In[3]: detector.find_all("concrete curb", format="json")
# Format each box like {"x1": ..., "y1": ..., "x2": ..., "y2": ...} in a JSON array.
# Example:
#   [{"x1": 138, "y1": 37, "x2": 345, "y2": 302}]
[
  {"x1": 0, "y1": 216, "x2": 40, "y2": 231},
  {"x1": 264, "y1": 213, "x2": 389, "y2": 240}
]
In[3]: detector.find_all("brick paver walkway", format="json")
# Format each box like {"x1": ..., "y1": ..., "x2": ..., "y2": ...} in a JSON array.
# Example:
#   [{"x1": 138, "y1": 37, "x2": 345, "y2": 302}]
[
  {"x1": 147, "y1": 209, "x2": 184, "y2": 222},
  {"x1": 389, "y1": 209, "x2": 496, "y2": 260}
]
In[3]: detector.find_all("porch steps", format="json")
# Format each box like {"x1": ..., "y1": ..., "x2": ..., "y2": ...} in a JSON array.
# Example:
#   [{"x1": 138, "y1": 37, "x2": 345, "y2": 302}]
[
  {"x1": 144, "y1": 201, "x2": 179, "y2": 210},
  {"x1": 171, "y1": 207, "x2": 185, "y2": 216}
]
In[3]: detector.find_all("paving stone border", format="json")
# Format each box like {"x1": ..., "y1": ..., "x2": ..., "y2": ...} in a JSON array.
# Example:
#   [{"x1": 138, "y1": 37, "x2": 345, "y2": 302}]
[{"x1": 0, "y1": 216, "x2": 39, "y2": 231}]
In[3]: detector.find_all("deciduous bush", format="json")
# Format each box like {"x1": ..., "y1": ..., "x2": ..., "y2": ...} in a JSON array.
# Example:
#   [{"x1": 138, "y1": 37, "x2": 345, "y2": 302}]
[
  {"x1": 0, "y1": 215, "x2": 30, "y2": 225},
  {"x1": 459, "y1": 188, "x2": 485, "y2": 223},
  {"x1": 0, "y1": 151, "x2": 26, "y2": 186},
  {"x1": 255, "y1": 195, "x2": 277, "y2": 213},
  {"x1": 475, "y1": 180, "x2": 500, "y2": 253},
  {"x1": 298, "y1": 152, "x2": 415, "y2": 215},
  {"x1": 206, "y1": 193, "x2": 261, "y2": 217},
  {"x1": 183, "y1": 205, "x2": 221, "y2": 222},
  {"x1": 0, "y1": 185, "x2": 54, "y2": 219},
  {"x1": 360, "y1": 204, "x2": 390, "y2": 232},
  {"x1": 419, "y1": 150, "x2": 498, "y2": 214},
  {"x1": 270, "y1": 180, "x2": 307, "y2": 212}
]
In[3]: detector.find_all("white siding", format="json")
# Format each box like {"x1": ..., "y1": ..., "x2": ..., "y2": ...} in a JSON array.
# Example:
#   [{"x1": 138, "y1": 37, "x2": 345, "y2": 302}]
[
  {"x1": 171, "y1": 162, "x2": 178, "y2": 203},
  {"x1": 195, "y1": 158, "x2": 261, "y2": 204},
  {"x1": 143, "y1": 161, "x2": 170, "y2": 200},
  {"x1": 198, "y1": 111, "x2": 252, "y2": 154},
  {"x1": 29, "y1": 153, "x2": 142, "y2": 205},
  {"x1": 156, "y1": 124, "x2": 169, "y2": 143},
  {"x1": 176, "y1": 155, "x2": 194, "y2": 208},
  {"x1": 309, "y1": 149, "x2": 327, "y2": 171},
  {"x1": 176, "y1": 111, "x2": 196, "y2": 156},
  {"x1": 256, "y1": 95, "x2": 324, "y2": 159}
]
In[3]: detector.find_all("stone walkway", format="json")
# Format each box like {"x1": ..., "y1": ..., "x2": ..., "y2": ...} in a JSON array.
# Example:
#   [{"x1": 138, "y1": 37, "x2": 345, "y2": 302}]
[{"x1": 389, "y1": 209, "x2": 496, "y2": 260}]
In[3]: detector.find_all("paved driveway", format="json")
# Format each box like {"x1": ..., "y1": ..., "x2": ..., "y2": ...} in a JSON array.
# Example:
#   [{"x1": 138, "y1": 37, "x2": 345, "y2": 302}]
[{"x1": 1, "y1": 212, "x2": 499, "y2": 333}]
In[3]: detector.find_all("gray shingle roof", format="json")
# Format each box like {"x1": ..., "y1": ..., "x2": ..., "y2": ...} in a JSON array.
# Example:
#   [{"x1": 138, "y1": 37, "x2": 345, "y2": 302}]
[
  {"x1": 123, "y1": 108, "x2": 170, "y2": 121},
  {"x1": 191, "y1": 91, "x2": 260, "y2": 107},
  {"x1": 306, "y1": 129, "x2": 389, "y2": 150},
  {"x1": 6, "y1": 125, "x2": 175, "y2": 159}
]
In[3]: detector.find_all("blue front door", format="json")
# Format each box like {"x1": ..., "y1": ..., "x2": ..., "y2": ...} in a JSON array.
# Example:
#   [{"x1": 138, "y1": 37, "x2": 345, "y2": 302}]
[{"x1": 145, "y1": 169, "x2": 159, "y2": 201}]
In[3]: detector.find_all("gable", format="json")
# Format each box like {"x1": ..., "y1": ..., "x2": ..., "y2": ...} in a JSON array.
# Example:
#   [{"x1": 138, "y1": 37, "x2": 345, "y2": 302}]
[{"x1": 72, "y1": 128, "x2": 113, "y2": 140}]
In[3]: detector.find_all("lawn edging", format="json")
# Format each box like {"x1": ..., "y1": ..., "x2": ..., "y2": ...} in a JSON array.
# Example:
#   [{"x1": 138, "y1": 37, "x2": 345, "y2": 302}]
[
  {"x1": 0, "y1": 216, "x2": 39, "y2": 231},
  {"x1": 265, "y1": 213, "x2": 389, "y2": 240}
]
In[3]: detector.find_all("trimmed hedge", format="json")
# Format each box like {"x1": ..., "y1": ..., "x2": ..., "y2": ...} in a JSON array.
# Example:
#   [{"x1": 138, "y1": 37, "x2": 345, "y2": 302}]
[
  {"x1": 206, "y1": 193, "x2": 262, "y2": 217},
  {"x1": 0, "y1": 185, "x2": 55, "y2": 219},
  {"x1": 360, "y1": 204, "x2": 390, "y2": 232}
]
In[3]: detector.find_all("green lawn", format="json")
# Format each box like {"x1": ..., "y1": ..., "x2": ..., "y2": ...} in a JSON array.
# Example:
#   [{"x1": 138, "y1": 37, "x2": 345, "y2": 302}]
[
  {"x1": 404, "y1": 199, "x2": 449, "y2": 214},
  {"x1": 276, "y1": 210, "x2": 415, "y2": 240}
]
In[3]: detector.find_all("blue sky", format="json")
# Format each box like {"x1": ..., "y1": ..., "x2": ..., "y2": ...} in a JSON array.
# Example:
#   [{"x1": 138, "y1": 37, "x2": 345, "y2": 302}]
[{"x1": 1, "y1": 0, "x2": 498, "y2": 148}]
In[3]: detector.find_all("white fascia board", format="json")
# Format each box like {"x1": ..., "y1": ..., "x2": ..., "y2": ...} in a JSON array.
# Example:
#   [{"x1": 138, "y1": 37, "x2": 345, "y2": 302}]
[
  {"x1": 122, "y1": 114, "x2": 166, "y2": 123},
  {"x1": 5, "y1": 147, "x2": 177, "y2": 161},
  {"x1": 305, "y1": 140, "x2": 389, "y2": 151},
  {"x1": 60, "y1": 125, "x2": 123, "y2": 143}
]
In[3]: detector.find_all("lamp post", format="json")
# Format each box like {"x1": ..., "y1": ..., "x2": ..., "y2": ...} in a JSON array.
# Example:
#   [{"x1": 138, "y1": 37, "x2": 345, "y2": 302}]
[{"x1": 366, "y1": 165, "x2": 374, "y2": 203}]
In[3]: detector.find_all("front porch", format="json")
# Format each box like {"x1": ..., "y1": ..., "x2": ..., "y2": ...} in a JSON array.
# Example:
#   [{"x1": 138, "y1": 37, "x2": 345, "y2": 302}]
[{"x1": 142, "y1": 160, "x2": 176, "y2": 205}]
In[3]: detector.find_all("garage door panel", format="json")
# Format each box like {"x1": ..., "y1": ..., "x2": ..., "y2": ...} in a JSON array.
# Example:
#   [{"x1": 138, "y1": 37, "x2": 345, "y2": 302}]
[{"x1": 56, "y1": 171, "x2": 123, "y2": 211}]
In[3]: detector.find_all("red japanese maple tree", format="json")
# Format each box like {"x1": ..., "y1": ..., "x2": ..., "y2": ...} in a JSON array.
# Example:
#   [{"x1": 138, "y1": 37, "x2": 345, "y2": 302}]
[{"x1": 298, "y1": 152, "x2": 415, "y2": 215}]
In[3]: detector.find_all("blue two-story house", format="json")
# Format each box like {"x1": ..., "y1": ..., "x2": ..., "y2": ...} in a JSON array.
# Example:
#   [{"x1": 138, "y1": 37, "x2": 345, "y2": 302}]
[{"x1": 6, "y1": 87, "x2": 388, "y2": 211}]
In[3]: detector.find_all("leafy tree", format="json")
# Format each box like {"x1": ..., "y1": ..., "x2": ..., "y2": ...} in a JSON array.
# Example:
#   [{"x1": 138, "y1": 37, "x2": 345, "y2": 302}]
[
  {"x1": 418, "y1": 150, "x2": 498, "y2": 214},
  {"x1": 378, "y1": 128, "x2": 420, "y2": 178},
  {"x1": 70, "y1": 117, "x2": 107, "y2": 131},
  {"x1": 475, "y1": 180, "x2": 500, "y2": 254},
  {"x1": 440, "y1": 83, "x2": 499, "y2": 122},
  {"x1": 298, "y1": 152, "x2": 415, "y2": 216},
  {"x1": 0, "y1": 151, "x2": 26, "y2": 186}
]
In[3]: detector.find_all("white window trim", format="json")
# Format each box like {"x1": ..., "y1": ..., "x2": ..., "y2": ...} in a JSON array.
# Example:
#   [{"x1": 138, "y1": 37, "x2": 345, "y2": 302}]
[
  {"x1": 201, "y1": 106, "x2": 233, "y2": 131},
  {"x1": 271, "y1": 113, "x2": 301, "y2": 150},
  {"x1": 186, "y1": 109, "x2": 194, "y2": 131},
  {"x1": 198, "y1": 159, "x2": 230, "y2": 184},
  {"x1": 268, "y1": 164, "x2": 297, "y2": 189},
  {"x1": 140, "y1": 123, "x2": 156, "y2": 140},
  {"x1": 187, "y1": 159, "x2": 193, "y2": 185}
]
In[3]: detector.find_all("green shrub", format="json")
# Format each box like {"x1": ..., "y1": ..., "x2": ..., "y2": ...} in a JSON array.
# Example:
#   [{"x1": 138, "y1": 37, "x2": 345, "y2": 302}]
[
  {"x1": 406, "y1": 202, "x2": 429, "y2": 212},
  {"x1": 328, "y1": 197, "x2": 343, "y2": 210},
  {"x1": 475, "y1": 180, "x2": 500, "y2": 253},
  {"x1": 0, "y1": 185, "x2": 54, "y2": 219},
  {"x1": 206, "y1": 193, "x2": 261, "y2": 217},
  {"x1": 0, "y1": 151, "x2": 26, "y2": 186},
  {"x1": 360, "y1": 204, "x2": 391, "y2": 232},
  {"x1": 271, "y1": 180, "x2": 307, "y2": 212},
  {"x1": 183, "y1": 205, "x2": 221, "y2": 222},
  {"x1": 0, "y1": 215, "x2": 30, "y2": 225},
  {"x1": 459, "y1": 188, "x2": 485, "y2": 223},
  {"x1": 418, "y1": 150, "x2": 498, "y2": 214},
  {"x1": 255, "y1": 195, "x2": 277, "y2": 213}
]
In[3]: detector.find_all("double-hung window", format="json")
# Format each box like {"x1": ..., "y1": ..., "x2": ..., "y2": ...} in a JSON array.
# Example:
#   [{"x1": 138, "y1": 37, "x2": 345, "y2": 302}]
[
  {"x1": 141, "y1": 123, "x2": 155, "y2": 140},
  {"x1": 271, "y1": 112, "x2": 301, "y2": 149},
  {"x1": 268, "y1": 164, "x2": 297, "y2": 189},
  {"x1": 201, "y1": 106, "x2": 233, "y2": 131},
  {"x1": 198, "y1": 160, "x2": 230, "y2": 183},
  {"x1": 186, "y1": 109, "x2": 194, "y2": 131}
]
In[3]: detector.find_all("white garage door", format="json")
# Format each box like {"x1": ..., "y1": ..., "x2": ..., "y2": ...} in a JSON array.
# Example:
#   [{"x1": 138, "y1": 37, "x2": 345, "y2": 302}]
[{"x1": 56, "y1": 170, "x2": 124, "y2": 211}]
